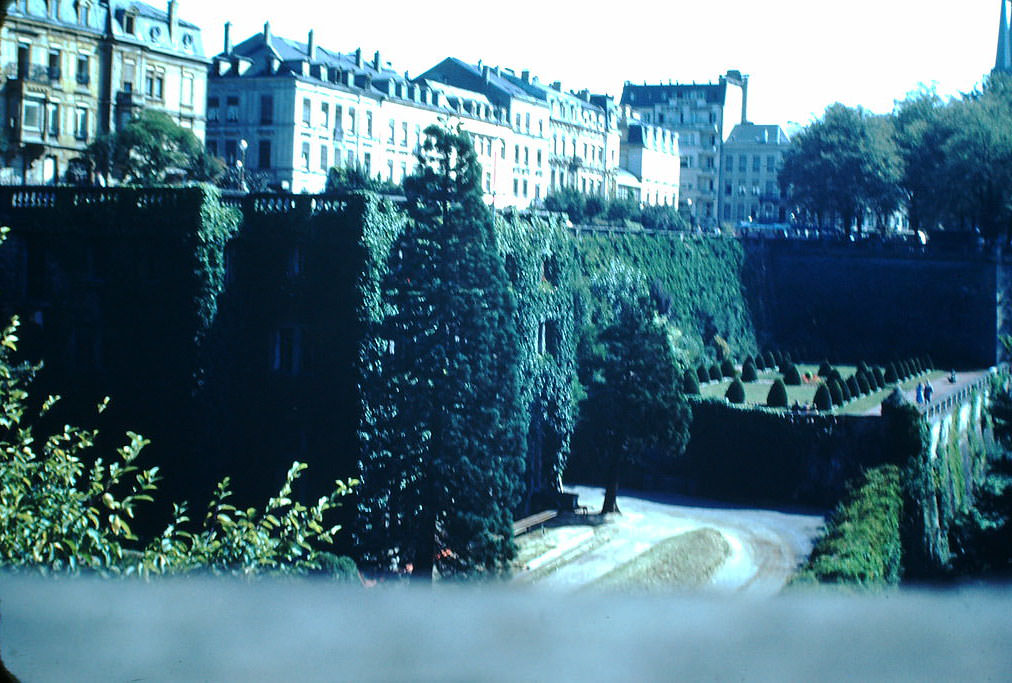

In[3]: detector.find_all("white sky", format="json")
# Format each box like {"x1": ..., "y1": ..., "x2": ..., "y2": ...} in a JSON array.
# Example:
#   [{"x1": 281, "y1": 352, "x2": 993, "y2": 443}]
[{"x1": 179, "y1": 0, "x2": 1001, "y2": 129}]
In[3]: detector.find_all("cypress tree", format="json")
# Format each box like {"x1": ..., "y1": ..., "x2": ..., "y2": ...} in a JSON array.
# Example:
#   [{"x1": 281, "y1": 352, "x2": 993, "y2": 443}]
[
  {"x1": 709, "y1": 364, "x2": 722, "y2": 381},
  {"x1": 697, "y1": 364, "x2": 709, "y2": 383},
  {"x1": 356, "y1": 125, "x2": 525, "y2": 581},
  {"x1": 814, "y1": 383, "x2": 833, "y2": 411},
  {"x1": 856, "y1": 372, "x2": 871, "y2": 395},
  {"x1": 818, "y1": 360, "x2": 833, "y2": 378},
  {"x1": 783, "y1": 363, "x2": 802, "y2": 385},
  {"x1": 873, "y1": 366, "x2": 886, "y2": 389},
  {"x1": 754, "y1": 353, "x2": 767, "y2": 371},
  {"x1": 828, "y1": 379, "x2": 844, "y2": 405},
  {"x1": 885, "y1": 363, "x2": 898, "y2": 384},
  {"x1": 741, "y1": 359, "x2": 758, "y2": 382},
  {"x1": 767, "y1": 379, "x2": 789, "y2": 408},
  {"x1": 725, "y1": 377, "x2": 746, "y2": 404},
  {"x1": 847, "y1": 375, "x2": 861, "y2": 397},
  {"x1": 684, "y1": 369, "x2": 700, "y2": 394},
  {"x1": 721, "y1": 358, "x2": 736, "y2": 378}
]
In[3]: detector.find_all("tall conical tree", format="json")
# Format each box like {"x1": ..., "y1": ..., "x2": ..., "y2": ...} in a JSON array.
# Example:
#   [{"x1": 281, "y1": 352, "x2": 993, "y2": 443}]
[{"x1": 356, "y1": 124, "x2": 525, "y2": 582}]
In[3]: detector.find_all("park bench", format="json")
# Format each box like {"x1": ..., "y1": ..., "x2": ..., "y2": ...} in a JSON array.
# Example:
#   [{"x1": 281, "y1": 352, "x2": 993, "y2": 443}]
[{"x1": 512, "y1": 510, "x2": 558, "y2": 536}]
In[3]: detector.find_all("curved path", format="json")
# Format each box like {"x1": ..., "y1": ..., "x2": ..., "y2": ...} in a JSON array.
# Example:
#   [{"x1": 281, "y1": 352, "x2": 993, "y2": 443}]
[{"x1": 515, "y1": 486, "x2": 825, "y2": 596}]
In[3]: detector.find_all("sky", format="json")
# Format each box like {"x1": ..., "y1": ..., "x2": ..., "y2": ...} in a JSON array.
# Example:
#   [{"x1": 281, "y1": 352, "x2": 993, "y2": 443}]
[{"x1": 179, "y1": 0, "x2": 1002, "y2": 129}]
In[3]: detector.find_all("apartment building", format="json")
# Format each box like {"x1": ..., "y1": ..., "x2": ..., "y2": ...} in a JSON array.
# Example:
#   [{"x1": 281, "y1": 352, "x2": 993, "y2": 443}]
[
  {"x1": 0, "y1": 0, "x2": 208, "y2": 184},
  {"x1": 615, "y1": 110, "x2": 680, "y2": 207},
  {"x1": 621, "y1": 70, "x2": 747, "y2": 226},
  {"x1": 721, "y1": 122, "x2": 791, "y2": 224}
]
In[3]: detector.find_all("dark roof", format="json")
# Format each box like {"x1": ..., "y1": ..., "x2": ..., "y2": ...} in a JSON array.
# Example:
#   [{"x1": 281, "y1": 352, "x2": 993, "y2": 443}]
[
  {"x1": 129, "y1": 1, "x2": 200, "y2": 30},
  {"x1": 725, "y1": 123, "x2": 791, "y2": 145},
  {"x1": 415, "y1": 58, "x2": 540, "y2": 106},
  {"x1": 621, "y1": 81, "x2": 727, "y2": 107}
]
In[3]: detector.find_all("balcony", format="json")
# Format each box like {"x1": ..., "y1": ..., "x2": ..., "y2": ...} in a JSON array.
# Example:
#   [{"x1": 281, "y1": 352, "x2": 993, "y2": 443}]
[{"x1": 5, "y1": 63, "x2": 59, "y2": 85}]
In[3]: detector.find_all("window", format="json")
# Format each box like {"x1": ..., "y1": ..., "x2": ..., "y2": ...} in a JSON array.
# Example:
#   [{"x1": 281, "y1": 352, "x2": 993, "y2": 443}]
[
  {"x1": 227, "y1": 95, "x2": 239, "y2": 122},
  {"x1": 725, "y1": 182, "x2": 732, "y2": 196},
  {"x1": 181, "y1": 75, "x2": 193, "y2": 107},
  {"x1": 46, "y1": 102, "x2": 59, "y2": 136},
  {"x1": 387, "y1": 160, "x2": 394, "y2": 181},
  {"x1": 523, "y1": 147, "x2": 529, "y2": 165},
  {"x1": 22, "y1": 98, "x2": 43, "y2": 132},
  {"x1": 144, "y1": 70, "x2": 164, "y2": 99},
  {"x1": 302, "y1": 97, "x2": 311, "y2": 126},
  {"x1": 258, "y1": 140, "x2": 271, "y2": 169},
  {"x1": 514, "y1": 145, "x2": 519, "y2": 163},
  {"x1": 525, "y1": 112, "x2": 530, "y2": 132},
  {"x1": 320, "y1": 145, "x2": 328, "y2": 171},
  {"x1": 123, "y1": 12, "x2": 135, "y2": 35},
  {"x1": 74, "y1": 107, "x2": 88, "y2": 140},
  {"x1": 536, "y1": 149, "x2": 542, "y2": 167},
  {"x1": 363, "y1": 152, "x2": 371, "y2": 175},
  {"x1": 522, "y1": 179, "x2": 528, "y2": 198},
  {"x1": 515, "y1": 113, "x2": 521, "y2": 128},
  {"x1": 513, "y1": 178, "x2": 518, "y2": 196},
  {"x1": 365, "y1": 111, "x2": 372, "y2": 137},
  {"x1": 122, "y1": 59, "x2": 135, "y2": 92},
  {"x1": 225, "y1": 139, "x2": 237, "y2": 163},
  {"x1": 261, "y1": 94, "x2": 273, "y2": 124},
  {"x1": 752, "y1": 155, "x2": 760, "y2": 172},
  {"x1": 738, "y1": 156, "x2": 746, "y2": 172},
  {"x1": 484, "y1": 171, "x2": 491, "y2": 192},
  {"x1": 401, "y1": 122, "x2": 408, "y2": 147},
  {"x1": 348, "y1": 108, "x2": 356, "y2": 134},
  {"x1": 321, "y1": 102, "x2": 329, "y2": 128},
  {"x1": 207, "y1": 140, "x2": 218, "y2": 157},
  {"x1": 538, "y1": 120, "x2": 543, "y2": 136},
  {"x1": 345, "y1": 150, "x2": 354, "y2": 167},
  {"x1": 334, "y1": 105, "x2": 343, "y2": 134},
  {"x1": 400, "y1": 161, "x2": 407, "y2": 182},
  {"x1": 47, "y1": 50, "x2": 60, "y2": 80},
  {"x1": 301, "y1": 142, "x2": 310, "y2": 170},
  {"x1": 725, "y1": 154, "x2": 733, "y2": 169},
  {"x1": 207, "y1": 96, "x2": 220, "y2": 122},
  {"x1": 766, "y1": 155, "x2": 775, "y2": 172},
  {"x1": 387, "y1": 119, "x2": 395, "y2": 144}
]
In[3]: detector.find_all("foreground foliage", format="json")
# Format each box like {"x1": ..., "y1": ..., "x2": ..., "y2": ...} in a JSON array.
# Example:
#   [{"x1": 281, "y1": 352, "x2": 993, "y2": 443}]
[{"x1": 0, "y1": 305, "x2": 357, "y2": 578}]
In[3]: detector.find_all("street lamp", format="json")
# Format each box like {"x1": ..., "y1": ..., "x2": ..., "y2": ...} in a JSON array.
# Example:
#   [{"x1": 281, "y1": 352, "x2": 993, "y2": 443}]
[{"x1": 238, "y1": 138, "x2": 248, "y2": 192}]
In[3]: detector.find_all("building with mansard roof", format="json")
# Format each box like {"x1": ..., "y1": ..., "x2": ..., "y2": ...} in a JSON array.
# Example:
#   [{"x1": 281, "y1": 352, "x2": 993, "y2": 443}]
[
  {"x1": 208, "y1": 30, "x2": 539, "y2": 206},
  {"x1": 721, "y1": 122, "x2": 791, "y2": 225},
  {"x1": 1, "y1": 0, "x2": 208, "y2": 184}
]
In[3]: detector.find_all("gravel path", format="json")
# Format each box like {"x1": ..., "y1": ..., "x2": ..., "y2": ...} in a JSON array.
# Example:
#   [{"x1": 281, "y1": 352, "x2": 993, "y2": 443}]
[{"x1": 515, "y1": 486, "x2": 825, "y2": 596}]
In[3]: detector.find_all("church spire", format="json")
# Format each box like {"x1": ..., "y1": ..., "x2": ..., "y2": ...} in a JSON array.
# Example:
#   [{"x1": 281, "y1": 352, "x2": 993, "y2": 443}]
[{"x1": 997, "y1": 0, "x2": 1012, "y2": 73}]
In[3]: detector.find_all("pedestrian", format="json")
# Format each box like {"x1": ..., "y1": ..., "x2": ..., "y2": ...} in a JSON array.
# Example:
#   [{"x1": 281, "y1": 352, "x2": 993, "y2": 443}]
[
  {"x1": 924, "y1": 382, "x2": 933, "y2": 403},
  {"x1": 916, "y1": 382, "x2": 924, "y2": 404},
  {"x1": 949, "y1": 369, "x2": 957, "y2": 384}
]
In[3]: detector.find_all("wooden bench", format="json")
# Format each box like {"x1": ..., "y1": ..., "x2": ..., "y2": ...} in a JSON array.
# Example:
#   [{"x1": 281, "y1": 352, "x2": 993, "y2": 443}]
[{"x1": 512, "y1": 510, "x2": 558, "y2": 537}]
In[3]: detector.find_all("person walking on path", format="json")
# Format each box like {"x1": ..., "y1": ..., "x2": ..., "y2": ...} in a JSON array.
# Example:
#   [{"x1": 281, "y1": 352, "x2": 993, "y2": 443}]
[
  {"x1": 924, "y1": 382, "x2": 933, "y2": 403},
  {"x1": 916, "y1": 382, "x2": 924, "y2": 404}
]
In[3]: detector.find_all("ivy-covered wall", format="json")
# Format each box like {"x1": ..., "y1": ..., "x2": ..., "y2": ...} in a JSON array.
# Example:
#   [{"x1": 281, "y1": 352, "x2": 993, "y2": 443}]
[{"x1": 574, "y1": 231, "x2": 759, "y2": 365}]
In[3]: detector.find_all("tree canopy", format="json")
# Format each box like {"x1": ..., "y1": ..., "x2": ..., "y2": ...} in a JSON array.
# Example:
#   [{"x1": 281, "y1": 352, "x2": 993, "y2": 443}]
[
  {"x1": 85, "y1": 110, "x2": 222, "y2": 186},
  {"x1": 355, "y1": 125, "x2": 525, "y2": 581}
]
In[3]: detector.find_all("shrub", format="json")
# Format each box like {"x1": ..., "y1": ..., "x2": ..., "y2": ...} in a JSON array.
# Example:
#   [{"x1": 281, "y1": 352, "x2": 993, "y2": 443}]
[
  {"x1": 856, "y1": 361, "x2": 871, "y2": 376},
  {"x1": 827, "y1": 368, "x2": 842, "y2": 383},
  {"x1": 743, "y1": 354, "x2": 754, "y2": 368},
  {"x1": 782, "y1": 351, "x2": 793, "y2": 364},
  {"x1": 828, "y1": 379, "x2": 844, "y2": 405},
  {"x1": 856, "y1": 373, "x2": 872, "y2": 395},
  {"x1": 764, "y1": 351, "x2": 777, "y2": 368},
  {"x1": 697, "y1": 365, "x2": 709, "y2": 383},
  {"x1": 772, "y1": 350, "x2": 783, "y2": 367},
  {"x1": 725, "y1": 377, "x2": 746, "y2": 404},
  {"x1": 741, "y1": 360, "x2": 758, "y2": 383},
  {"x1": 899, "y1": 360, "x2": 911, "y2": 378},
  {"x1": 684, "y1": 370, "x2": 700, "y2": 394},
  {"x1": 872, "y1": 366, "x2": 886, "y2": 388},
  {"x1": 606, "y1": 198, "x2": 638, "y2": 223},
  {"x1": 766, "y1": 379, "x2": 788, "y2": 408},
  {"x1": 885, "y1": 363, "x2": 898, "y2": 383},
  {"x1": 783, "y1": 364, "x2": 802, "y2": 385},
  {"x1": 638, "y1": 204, "x2": 688, "y2": 231},
  {"x1": 721, "y1": 358, "x2": 736, "y2": 378},
  {"x1": 754, "y1": 354, "x2": 766, "y2": 371},
  {"x1": 835, "y1": 378, "x2": 851, "y2": 402},
  {"x1": 584, "y1": 195, "x2": 607, "y2": 221},
  {"x1": 924, "y1": 355, "x2": 934, "y2": 370},
  {"x1": 818, "y1": 360, "x2": 833, "y2": 378},
  {"x1": 814, "y1": 383, "x2": 833, "y2": 411},
  {"x1": 846, "y1": 375, "x2": 861, "y2": 397},
  {"x1": 709, "y1": 364, "x2": 722, "y2": 381}
]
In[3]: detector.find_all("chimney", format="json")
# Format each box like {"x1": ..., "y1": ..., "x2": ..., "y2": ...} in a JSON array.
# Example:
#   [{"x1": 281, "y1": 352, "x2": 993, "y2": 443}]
[
  {"x1": 551, "y1": 81, "x2": 562, "y2": 91},
  {"x1": 307, "y1": 30, "x2": 316, "y2": 61},
  {"x1": 740, "y1": 74, "x2": 749, "y2": 124},
  {"x1": 223, "y1": 21, "x2": 232, "y2": 54},
  {"x1": 482, "y1": 65, "x2": 491, "y2": 83},
  {"x1": 263, "y1": 22, "x2": 272, "y2": 45},
  {"x1": 167, "y1": 0, "x2": 178, "y2": 39},
  {"x1": 521, "y1": 69, "x2": 530, "y2": 83},
  {"x1": 355, "y1": 48, "x2": 363, "y2": 68},
  {"x1": 373, "y1": 50, "x2": 382, "y2": 70}
]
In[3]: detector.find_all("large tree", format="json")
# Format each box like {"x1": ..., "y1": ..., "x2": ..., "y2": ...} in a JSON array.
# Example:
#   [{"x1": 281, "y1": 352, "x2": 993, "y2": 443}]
[
  {"x1": 85, "y1": 109, "x2": 222, "y2": 185},
  {"x1": 575, "y1": 263, "x2": 691, "y2": 514},
  {"x1": 779, "y1": 103, "x2": 902, "y2": 233},
  {"x1": 355, "y1": 125, "x2": 525, "y2": 581}
]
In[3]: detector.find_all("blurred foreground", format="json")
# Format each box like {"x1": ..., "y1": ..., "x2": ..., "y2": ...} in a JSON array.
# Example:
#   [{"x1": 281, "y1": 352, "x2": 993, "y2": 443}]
[{"x1": 2, "y1": 576, "x2": 1010, "y2": 681}]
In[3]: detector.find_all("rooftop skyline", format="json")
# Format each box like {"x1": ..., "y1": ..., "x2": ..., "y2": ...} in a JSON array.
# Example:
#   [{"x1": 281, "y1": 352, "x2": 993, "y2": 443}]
[{"x1": 162, "y1": 1, "x2": 1000, "y2": 127}]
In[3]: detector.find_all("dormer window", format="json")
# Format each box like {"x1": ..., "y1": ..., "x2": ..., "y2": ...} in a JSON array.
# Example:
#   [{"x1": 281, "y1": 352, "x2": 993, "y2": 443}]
[{"x1": 124, "y1": 12, "x2": 136, "y2": 35}]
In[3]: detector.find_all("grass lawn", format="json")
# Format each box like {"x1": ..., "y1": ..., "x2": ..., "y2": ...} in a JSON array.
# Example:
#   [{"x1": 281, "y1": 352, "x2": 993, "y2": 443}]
[{"x1": 699, "y1": 364, "x2": 941, "y2": 416}]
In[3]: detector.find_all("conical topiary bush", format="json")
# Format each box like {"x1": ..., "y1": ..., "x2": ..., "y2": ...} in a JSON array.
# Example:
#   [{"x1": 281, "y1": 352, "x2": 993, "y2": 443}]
[
  {"x1": 725, "y1": 377, "x2": 746, "y2": 404},
  {"x1": 783, "y1": 363, "x2": 802, "y2": 386},
  {"x1": 741, "y1": 359, "x2": 758, "y2": 383},
  {"x1": 684, "y1": 369, "x2": 700, "y2": 394},
  {"x1": 814, "y1": 383, "x2": 833, "y2": 411},
  {"x1": 767, "y1": 379, "x2": 788, "y2": 408}
]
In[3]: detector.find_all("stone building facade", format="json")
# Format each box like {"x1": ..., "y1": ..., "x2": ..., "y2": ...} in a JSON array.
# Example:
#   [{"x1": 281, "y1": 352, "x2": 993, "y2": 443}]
[
  {"x1": 721, "y1": 122, "x2": 791, "y2": 225},
  {"x1": 621, "y1": 71, "x2": 747, "y2": 226},
  {"x1": 614, "y1": 109, "x2": 679, "y2": 207},
  {"x1": 0, "y1": 0, "x2": 208, "y2": 184}
]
